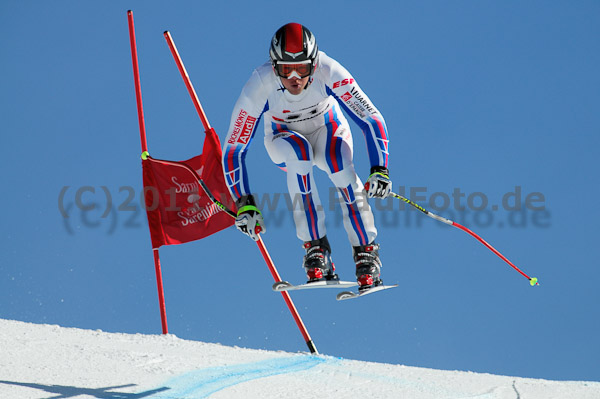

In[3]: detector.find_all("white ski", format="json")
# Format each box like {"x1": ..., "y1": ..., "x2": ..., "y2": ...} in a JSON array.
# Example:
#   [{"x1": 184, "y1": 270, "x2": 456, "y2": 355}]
[
  {"x1": 336, "y1": 284, "x2": 398, "y2": 301},
  {"x1": 273, "y1": 280, "x2": 358, "y2": 292}
]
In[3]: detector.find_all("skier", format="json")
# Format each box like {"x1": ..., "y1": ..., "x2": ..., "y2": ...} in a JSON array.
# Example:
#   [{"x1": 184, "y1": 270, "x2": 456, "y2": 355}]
[{"x1": 222, "y1": 23, "x2": 391, "y2": 291}]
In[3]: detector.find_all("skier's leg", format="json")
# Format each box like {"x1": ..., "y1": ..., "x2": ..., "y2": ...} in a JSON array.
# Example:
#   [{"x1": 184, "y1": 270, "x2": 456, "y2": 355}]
[
  {"x1": 328, "y1": 167, "x2": 376, "y2": 247},
  {"x1": 265, "y1": 129, "x2": 335, "y2": 281},
  {"x1": 313, "y1": 107, "x2": 382, "y2": 289},
  {"x1": 313, "y1": 108, "x2": 377, "y2": 247},
  {"x1": 264, "y1": 129, "x2": 326, "y2": 242}
]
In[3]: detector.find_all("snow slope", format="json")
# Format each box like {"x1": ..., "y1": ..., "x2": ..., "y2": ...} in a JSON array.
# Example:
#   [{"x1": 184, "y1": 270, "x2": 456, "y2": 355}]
[{"x1": 0, "y1": 319, "x2": 598, "y2": 399}]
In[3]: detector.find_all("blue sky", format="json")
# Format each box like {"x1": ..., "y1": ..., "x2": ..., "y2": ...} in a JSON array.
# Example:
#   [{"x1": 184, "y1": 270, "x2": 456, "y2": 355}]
[{"x1": 1, "y1": 0, "x2": 599, "y2": 382}]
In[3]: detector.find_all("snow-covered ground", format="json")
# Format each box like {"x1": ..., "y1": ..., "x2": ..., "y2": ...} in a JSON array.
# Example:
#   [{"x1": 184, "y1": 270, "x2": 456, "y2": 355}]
[{"x1": 1, "y1": 319, "x2": 598, "y2": 399}]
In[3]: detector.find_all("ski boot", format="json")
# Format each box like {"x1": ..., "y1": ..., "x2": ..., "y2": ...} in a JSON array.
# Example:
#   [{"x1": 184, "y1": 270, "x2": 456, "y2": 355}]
[
  {"x1": 303, "y1": 236, "x2": 338, "y2": 283},
  {"x1": 353, "y1": 243, "x2": 383, "y2": 292}
]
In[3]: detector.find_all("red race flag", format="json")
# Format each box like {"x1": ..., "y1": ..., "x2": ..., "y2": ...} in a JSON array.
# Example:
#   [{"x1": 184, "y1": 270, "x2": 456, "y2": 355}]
[{"x1": 142, "y1": 128, "x2": 235, "y2": 249}]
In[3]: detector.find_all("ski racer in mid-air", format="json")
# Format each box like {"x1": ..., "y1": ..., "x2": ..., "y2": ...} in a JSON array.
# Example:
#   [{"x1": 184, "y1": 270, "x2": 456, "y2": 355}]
[{"x1": 223, "y1": 22, "x2": 391, "y2": 291}]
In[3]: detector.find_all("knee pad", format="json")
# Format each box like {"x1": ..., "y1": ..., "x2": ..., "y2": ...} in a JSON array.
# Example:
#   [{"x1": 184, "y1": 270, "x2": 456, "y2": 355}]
[
  {"x1": 286, "y1": 159, "x2": 313, "y2": 177},
  {"x1": 329, "y1": 166, "x2": 360, "y2": 189}
]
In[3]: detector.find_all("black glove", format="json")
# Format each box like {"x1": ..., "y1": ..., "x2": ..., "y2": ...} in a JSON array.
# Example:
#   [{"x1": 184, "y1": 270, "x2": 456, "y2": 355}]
[{"x1": 366, "y1": 166, "x2": 392, "y2": 198}]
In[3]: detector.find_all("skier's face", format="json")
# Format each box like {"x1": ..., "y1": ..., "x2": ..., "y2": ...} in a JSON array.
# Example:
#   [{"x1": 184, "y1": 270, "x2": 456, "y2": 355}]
[{"x1": 280, "y1": 75, "x2": 310, "y2": 95}]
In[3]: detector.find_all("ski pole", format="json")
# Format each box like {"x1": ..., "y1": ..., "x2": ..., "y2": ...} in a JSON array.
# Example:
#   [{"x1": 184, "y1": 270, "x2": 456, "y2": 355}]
[
  {"x1": 164, "y1": 31, "x2": 318, "y2": 354},
  {"x1": 388, "y1": 191, "x2": 539, "y2": 286}
]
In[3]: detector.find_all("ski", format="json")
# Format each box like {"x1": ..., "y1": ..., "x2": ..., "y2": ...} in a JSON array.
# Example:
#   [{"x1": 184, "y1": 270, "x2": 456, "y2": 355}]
[
  {"x1": 336, "y1": 284, "x2": 398, "y2": 301},
  {"x1": 273, "y1": 280, "x2": 357, "y2": 292}
]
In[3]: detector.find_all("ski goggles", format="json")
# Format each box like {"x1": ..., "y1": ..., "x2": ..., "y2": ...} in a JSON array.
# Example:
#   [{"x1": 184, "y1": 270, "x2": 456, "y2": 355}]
[{"x1": 274, "y1": 61, "x2": 314, "y2": 79}]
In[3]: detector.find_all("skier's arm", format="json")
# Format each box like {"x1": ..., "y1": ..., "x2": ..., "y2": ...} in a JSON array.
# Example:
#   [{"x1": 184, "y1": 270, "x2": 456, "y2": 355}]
[
  {"x1": 322, "y1": 54, "x2": 391, "y2": 197},
  {"x1": 324, "y1": 57, "x2": 389, "y2": 169},
  {"x1": 223, "y1": 69, "x2": 269, "y2": 239},
  {"x1": 222, "y1": 69, "x2": 268, "y2": 203}
]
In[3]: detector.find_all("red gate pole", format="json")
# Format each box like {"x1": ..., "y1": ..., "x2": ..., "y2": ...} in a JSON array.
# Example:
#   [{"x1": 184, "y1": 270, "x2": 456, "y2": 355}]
[
  {"x1": 127, "y1": 10, "x2": 168, "y2": 335},
  {"x1": 164, "y1": 30, "x2": 317, "y2": 353},
  {"x1": 256, "y1": 237, "x2": 318, "y2": 354},
  {"x1": 152, "y1": 249, "x2": 168, "y2": 334},
  {"x1": 127, "y1": 10, "x2": 148, "y2": 153},
  {"x1": 163, "y1": 31, "x2": 212, "y2": 131}
]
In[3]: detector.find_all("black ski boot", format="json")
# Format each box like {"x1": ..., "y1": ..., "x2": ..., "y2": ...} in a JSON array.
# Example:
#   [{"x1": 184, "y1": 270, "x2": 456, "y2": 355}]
[
  {"x1": 303, "y1": 236, "x2": 337, "y2": 283},
  {"x1": 353, "y1": 243, "x2": 383, "y2": 291}
]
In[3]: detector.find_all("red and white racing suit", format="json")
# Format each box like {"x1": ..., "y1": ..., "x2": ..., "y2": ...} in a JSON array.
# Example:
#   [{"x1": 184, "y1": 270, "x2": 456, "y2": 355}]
[{"x1": 222, "y1": 51, "x2": 389, "y2": 246}]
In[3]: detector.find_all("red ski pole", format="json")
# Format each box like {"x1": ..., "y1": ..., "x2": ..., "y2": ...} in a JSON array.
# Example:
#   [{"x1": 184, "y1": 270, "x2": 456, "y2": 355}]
[
  {"x1": 390, "y1": 191, "x2": 539, "y2": 286},
  {"x1": 164, "y1": 31, "x2": 318, "y2": 354}
]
